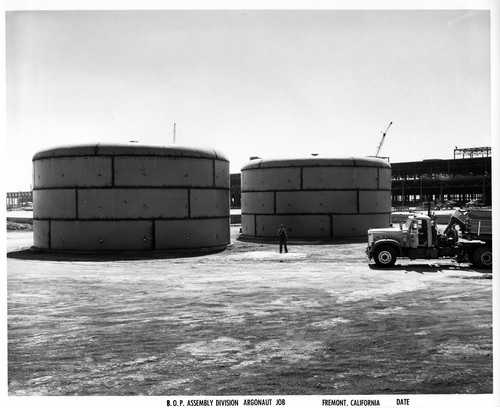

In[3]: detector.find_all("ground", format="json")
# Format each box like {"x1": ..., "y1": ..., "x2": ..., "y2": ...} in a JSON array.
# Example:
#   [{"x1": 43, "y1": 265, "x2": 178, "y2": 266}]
[{"x1": 6, "y1": 227, "x2": 493, "y2": 396}]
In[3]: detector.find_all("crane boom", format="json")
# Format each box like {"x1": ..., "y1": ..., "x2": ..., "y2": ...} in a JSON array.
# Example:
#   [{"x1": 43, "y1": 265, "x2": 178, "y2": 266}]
[{"x1": 375, "y1": 121, "x2": 393, "y2": 157}]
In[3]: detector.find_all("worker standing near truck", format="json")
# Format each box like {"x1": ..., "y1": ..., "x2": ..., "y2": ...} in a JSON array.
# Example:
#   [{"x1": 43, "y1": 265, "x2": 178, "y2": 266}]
[{"x1": 443, "y1": 208, "x2": 468, "y2": 235}]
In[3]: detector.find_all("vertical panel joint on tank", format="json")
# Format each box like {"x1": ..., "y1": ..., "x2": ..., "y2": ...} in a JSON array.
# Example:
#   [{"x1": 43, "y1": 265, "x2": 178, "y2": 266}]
[
  {"x1": 111, "y1": 156, "x2": 115, "y2": 187},
  {"x1": 357, "y1": 190, "x2": 360, "y2": 214},
  {"x1": 75, "y1": 189, "x2": 79, "y2": 220},
  {"x1": 48, "y1": 220, "x2": 52, "y2": 250},
  {"x1": 187, "y1": 188, "x2": 191, "y2": 218}
]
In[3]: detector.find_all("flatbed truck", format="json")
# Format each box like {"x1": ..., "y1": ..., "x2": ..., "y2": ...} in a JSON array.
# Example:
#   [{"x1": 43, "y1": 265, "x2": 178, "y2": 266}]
[{"x1": 366, "y1": 209, "x2": 492, "y2": 269}]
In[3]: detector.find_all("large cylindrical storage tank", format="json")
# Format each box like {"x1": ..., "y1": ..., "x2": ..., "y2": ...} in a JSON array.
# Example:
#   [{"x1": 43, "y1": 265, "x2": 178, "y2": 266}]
[
  {"x1": 240, "y1": 157, "x2": 391, "y2": 239},
  {"x1": 32, "y1": 143, "x2": 230, "y2": 252}
]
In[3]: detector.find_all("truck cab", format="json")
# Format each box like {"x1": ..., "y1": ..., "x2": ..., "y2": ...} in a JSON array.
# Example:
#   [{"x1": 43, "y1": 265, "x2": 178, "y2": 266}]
[{"x1": 409, "y1": 216, "x2": 433, "y2": 248}]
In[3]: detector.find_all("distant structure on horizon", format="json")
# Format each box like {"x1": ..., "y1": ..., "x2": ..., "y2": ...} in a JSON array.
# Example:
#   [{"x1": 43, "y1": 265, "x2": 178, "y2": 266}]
[
  {"x1": 6, "y1": 191, "x2": 33, "y2": 210},
  {"x1": 391, "y1": 150, "x2": 491, "y2": 207},
  {"x1": 453, "y1": 146, "x2": 491, "y2": 159}
]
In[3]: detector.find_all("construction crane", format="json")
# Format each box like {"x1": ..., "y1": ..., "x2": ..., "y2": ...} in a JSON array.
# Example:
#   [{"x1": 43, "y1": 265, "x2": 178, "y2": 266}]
[{"x1": 375, "y1": 121, "x2": 393, "y2": 158}]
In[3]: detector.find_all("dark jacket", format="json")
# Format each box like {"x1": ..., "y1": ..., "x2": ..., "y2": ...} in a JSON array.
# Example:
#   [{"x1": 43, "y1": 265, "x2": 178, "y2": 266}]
[{"x1": 277, "y1": 227, "x2": 288, "y2": 242}]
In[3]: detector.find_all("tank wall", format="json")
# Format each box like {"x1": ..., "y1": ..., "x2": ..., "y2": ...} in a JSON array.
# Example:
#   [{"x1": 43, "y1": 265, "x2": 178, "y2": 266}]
[
  {"x1": 113, "y1": 157, "x2": 214, "y2": 187},
  {"x1": 190, "y1": 189, "x2": 229, "y2": 218},
  {"x1": 214, "y1": 160, "x2": 230, "y2": 188},
  {"x1": 359, "y1": 191, "x2": 392, "y2": 213},
  {"x1": 303, "y1": 167, "x2": 379, "y2": 190},
  {"x1": 155, "y1": 218, "x2": 230, "y2": 250},
  {"x1": 378, "y1": 167, "x2": 392, "y2": 190},
  {"x1": 50, "y1": 220, "x2": 154, "y2": 251},
  {"x1": 242, "y1": 168, "x2": 302, "y2": 191},
  {"x1": 34, "y1": 157, "x2": 113, "y2": 188},
  {"x1": 241, "y1": 214, "x2": 256, "y2": 236},
  {"x1": 241, "y1": 192, "x2": 275, "y2": 214},
  {"x1": 241, "y1": 158, "x2": 391, "y2": 239},
  {"x1": 331, "y1": 213, "x2": 390, "y2": 237},
  {"x1": 256, "y1": 214, "x2": 332, "y2": 238},
  {"x1": 33, "y1": 189, "x2": 77, "y2": 219},
  {"x1": 276, "y1": 191, "x2": 357, "y2": 214},
  {"x1": 77, "y1": 189, "x2": 189, "y2": 219},
  {"x1": 33, "y1": 220, "x2": 50, "y2": 249},
  {"x1": 33, "y1": 147, "x2": 230, "y2": 251}
]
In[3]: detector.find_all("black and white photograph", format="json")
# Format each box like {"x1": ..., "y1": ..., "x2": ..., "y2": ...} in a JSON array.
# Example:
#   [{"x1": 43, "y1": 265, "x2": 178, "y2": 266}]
[{"x1": 3, "y1": 1, "x2": 499, "y2": 407}]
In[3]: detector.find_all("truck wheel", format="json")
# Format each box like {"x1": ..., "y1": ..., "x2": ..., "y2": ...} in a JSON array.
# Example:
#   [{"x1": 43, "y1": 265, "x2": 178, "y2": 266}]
[
  {"x1": 374, "y1": 246, "x2": 397, "y2": 267},
  {"x1": 473, "y1": 247, "x2": 492, "y2": 269}
]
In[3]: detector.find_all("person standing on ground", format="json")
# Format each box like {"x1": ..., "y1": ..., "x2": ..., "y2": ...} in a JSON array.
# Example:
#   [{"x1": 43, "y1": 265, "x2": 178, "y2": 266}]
[{"x1": 277, "y1": 224, "x2": 288, "y2": 254}]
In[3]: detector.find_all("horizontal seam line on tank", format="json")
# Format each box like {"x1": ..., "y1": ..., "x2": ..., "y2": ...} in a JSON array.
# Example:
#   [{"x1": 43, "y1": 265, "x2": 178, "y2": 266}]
[
  {"x1": 32, "y1": 155, "x2": 229, "y2": 162},
  {"x1": 241, "y1": 211, "x2": 391, "y2": 217},
  {"x1": 242, "y1": 165, "x2": 391, "y2": 170},
  {"x1": 32, "y1": 186, "x2": 231, "y2": 191},
  {"x1": 33, "y1": 216, "x2": 231, "y2": 221}
]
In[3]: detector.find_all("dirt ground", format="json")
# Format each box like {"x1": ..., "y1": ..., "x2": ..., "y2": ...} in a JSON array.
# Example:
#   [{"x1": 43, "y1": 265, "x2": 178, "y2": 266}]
[{"x1": 6, "y1": 227, "x2": 493, "y2": 396}]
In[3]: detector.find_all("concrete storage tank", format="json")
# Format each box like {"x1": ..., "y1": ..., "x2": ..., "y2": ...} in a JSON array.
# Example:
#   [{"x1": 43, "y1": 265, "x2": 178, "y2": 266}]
[
  {"x1": 240, "y1": 157, "x2": 391, "y2": 239},
  {"x1": 32, "y1": 143, "x2": 230, "y2": 252}
]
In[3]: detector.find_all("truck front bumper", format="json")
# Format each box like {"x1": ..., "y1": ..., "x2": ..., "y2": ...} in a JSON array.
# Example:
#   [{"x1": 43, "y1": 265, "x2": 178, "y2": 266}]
[{"x1": 366, "y1": 246, "x2": 373, "y2": 260}]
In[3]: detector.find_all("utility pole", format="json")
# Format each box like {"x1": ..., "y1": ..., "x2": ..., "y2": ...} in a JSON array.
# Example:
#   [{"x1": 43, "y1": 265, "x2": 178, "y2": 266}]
[{"x1": 173, "y1": 123, "x2": 176, "y2": 144}]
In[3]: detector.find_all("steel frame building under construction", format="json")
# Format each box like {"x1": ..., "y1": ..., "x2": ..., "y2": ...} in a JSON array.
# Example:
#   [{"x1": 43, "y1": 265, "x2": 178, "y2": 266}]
[{"x1": 391, "y1": 147, "x2": 492, "y2": 207}]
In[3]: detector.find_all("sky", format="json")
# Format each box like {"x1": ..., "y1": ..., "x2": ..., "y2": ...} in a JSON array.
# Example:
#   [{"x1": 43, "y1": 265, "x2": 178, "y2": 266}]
[{"x1": 4, "y1": 3, "x2": 496, "y2": 192}]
